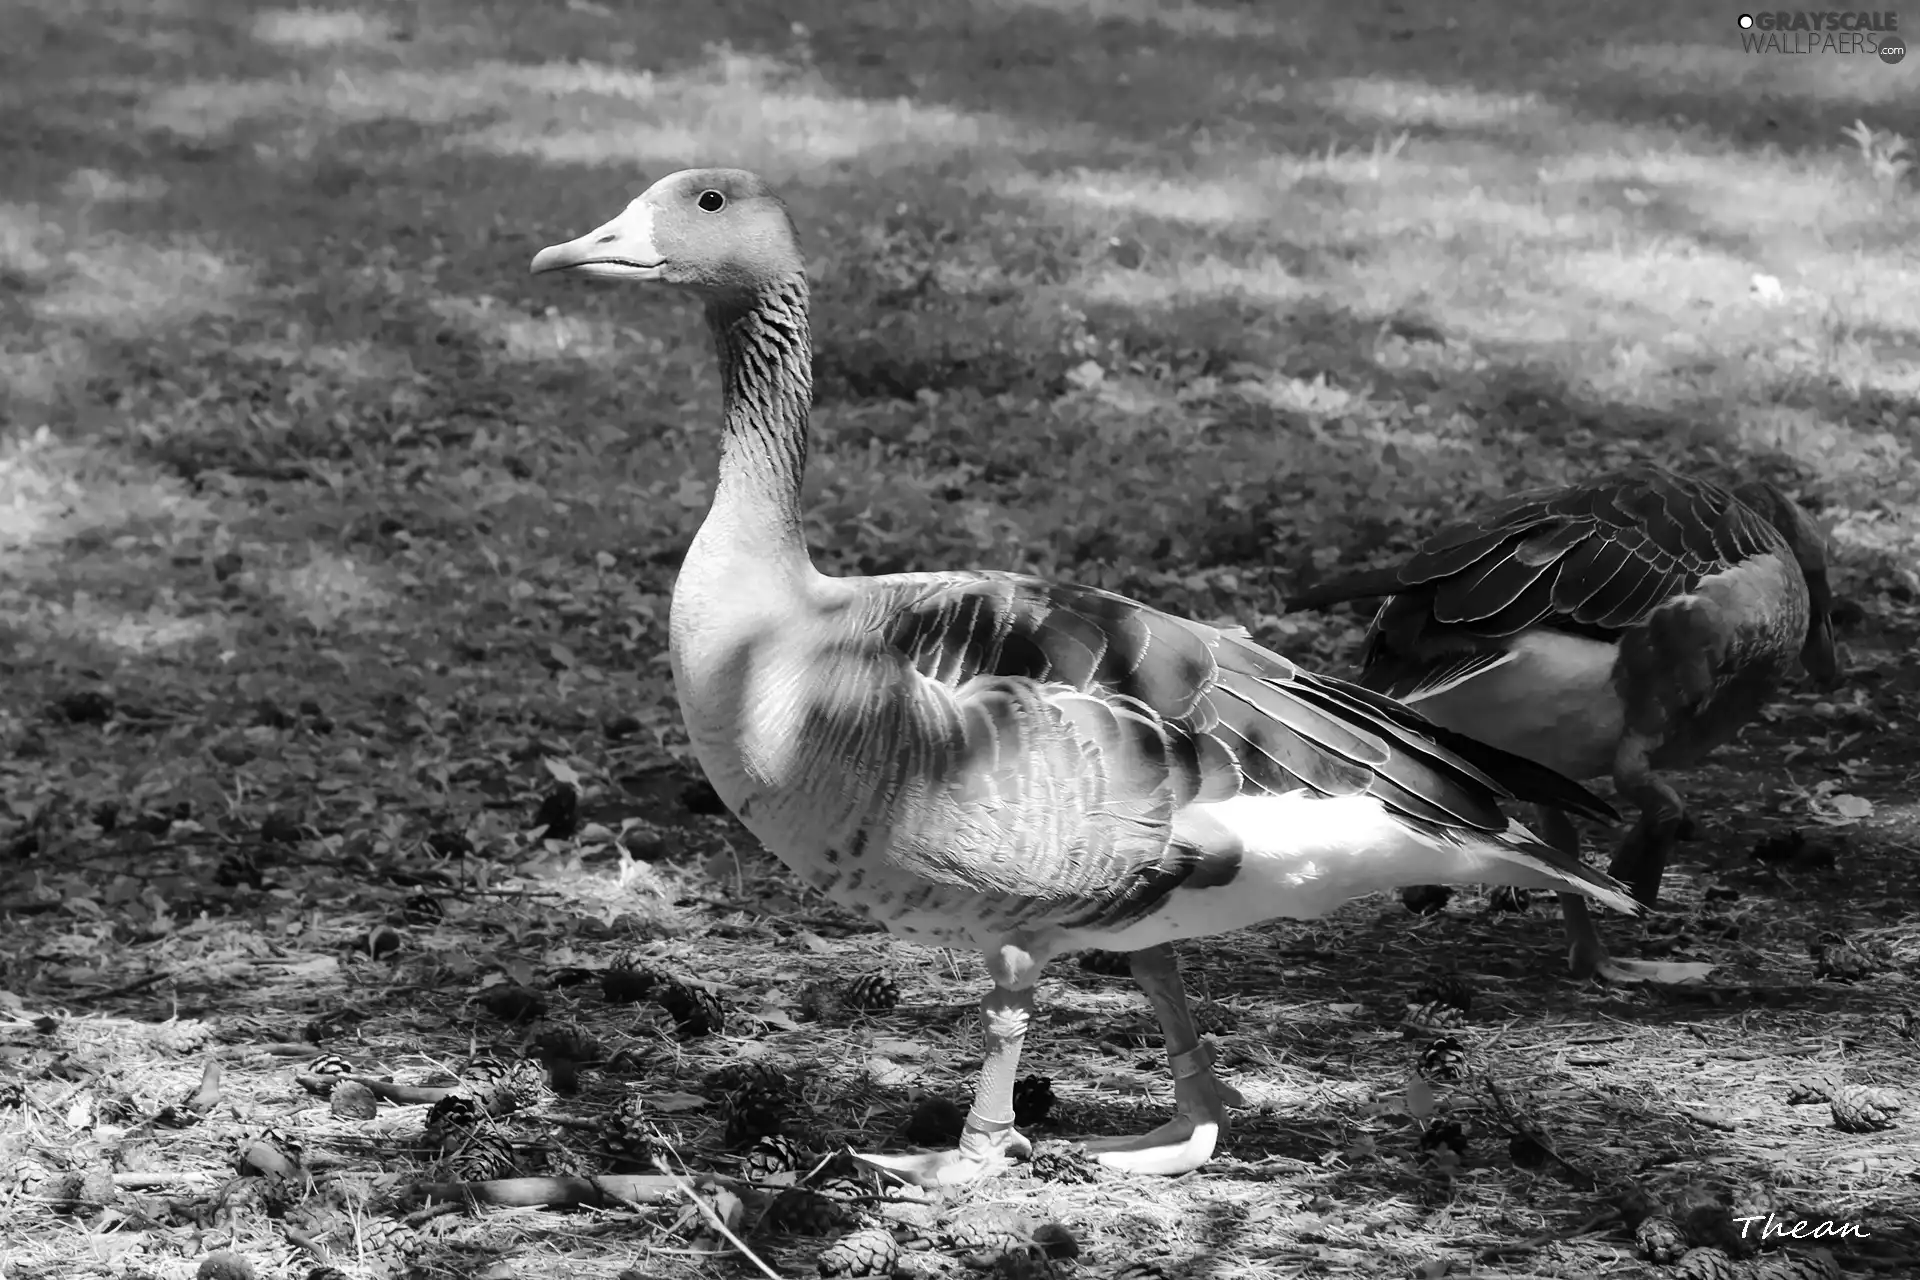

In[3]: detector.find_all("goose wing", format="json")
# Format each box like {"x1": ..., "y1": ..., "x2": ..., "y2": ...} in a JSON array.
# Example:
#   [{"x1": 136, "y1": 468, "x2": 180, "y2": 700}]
[{"x1": 811, "y1": 571, "x2": 1625, "y2": 930}]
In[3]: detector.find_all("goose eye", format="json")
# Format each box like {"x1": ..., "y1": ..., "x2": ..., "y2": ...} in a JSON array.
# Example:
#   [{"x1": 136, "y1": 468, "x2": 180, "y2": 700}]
[{"x1": 697, "y1": 190, "x2": 726, "y2": 213}]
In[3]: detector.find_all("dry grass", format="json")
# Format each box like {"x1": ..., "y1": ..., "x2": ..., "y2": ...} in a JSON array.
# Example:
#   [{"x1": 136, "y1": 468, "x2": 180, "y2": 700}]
[{"x1": 1, "y1": 0, "x2": 1917, "y2": 1277}]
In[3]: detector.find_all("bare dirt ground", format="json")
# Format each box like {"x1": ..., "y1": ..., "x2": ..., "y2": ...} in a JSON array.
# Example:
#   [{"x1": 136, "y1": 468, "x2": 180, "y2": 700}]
[{"x1": 2, "y1": 1, "x2": 1917, "y2": 1277}]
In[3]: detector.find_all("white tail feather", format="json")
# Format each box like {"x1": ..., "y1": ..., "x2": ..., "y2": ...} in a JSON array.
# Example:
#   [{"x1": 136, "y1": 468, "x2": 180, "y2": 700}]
[{"x1": 1081, "y1": 793, "x2": 1636, "y2": 950}]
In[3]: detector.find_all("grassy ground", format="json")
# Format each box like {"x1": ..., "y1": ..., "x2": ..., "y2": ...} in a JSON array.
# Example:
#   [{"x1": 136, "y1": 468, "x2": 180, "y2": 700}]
[{"x1": 2, "y1": 0, "x2": 1918, "y2": 1276}]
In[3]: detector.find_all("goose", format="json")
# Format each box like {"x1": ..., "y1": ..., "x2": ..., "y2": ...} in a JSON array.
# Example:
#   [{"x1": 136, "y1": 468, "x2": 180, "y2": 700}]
[
  {"x1": 1288, "y1": 465, "x2": 1839, "y2": 986},
  {"x1": 529, "y1": 169, "x2": 1639, "y2": 1187}
]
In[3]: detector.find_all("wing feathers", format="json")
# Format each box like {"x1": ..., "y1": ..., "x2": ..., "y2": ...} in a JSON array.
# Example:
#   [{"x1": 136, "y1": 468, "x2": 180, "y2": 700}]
[
  {"x1": 859, "y1": 570, "x2": 1621, "y2": 928},
  {"x1": 1306, "y1": 466, "x2": 1796, "y2": 652}
]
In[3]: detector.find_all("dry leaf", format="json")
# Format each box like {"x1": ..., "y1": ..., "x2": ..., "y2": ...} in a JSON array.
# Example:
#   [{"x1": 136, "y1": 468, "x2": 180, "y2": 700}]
[
  {"x1": 649, "y1": 1091, "x2": 710, "y2": 1113},
  {"x1": 1831, "y1": 794, "x2": 1873, "y2": 820}
]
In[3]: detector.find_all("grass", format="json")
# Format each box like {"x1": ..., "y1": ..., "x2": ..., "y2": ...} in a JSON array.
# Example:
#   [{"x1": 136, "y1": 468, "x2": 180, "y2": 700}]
[{"x1": 1, "y1": 0, "x2": 1918, "y2": 1276}]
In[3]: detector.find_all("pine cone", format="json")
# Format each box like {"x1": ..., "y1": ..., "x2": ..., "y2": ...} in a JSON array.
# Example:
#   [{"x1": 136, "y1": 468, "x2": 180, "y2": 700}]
[
  {"x1": 214, "y1": 847, "x2": 262, "y2": 889},
  {"x1": 1830, "y1": 1084, "x2": 1901, "y2": 1132},
  {"x1": 1417, "y1": 1035, "x2": 1467, "y2": 1082},
  {"x1": 356, "y1": 1217, "x2": 424, "y2": 1266},
  {"x1": 767, "y1": 1187, "x2": 853, "y2": 1235},
  {"x1": 306, "y1": 1269, "x2": 352, "y2": 1280},
  {"x1": 423, "y1": 1094, "x2": 484, "y2": 1150},
  {"x1": 399, "y1": 892, "x2": 444, "y2": 925},
  {"x1": 1191, "y1": 1003, "x2": 1236, "y2": 1036},
  {"x1": 603, "y1": 956, "x2": 669, "y2": 1004},
  {"x1": 329, "y1": 1080, "x2": 378, "y2": 1120},
  {"x1": 607, "y1": 1094, "x2": 663, "y2": 1160},
  {"x1": 215, "y1": 1175, "x2": 269, "y2": 1221},
  {"x1": 1400, "y1": 884, "x2": 1452, "y2": 914},
  {"x1": 1784, "y1": 1079, "x2": 1834, "y2": 1105},
  {"x1": 258, "y1": 1170, "x2": 303, "y2": 1218},
  {"x1": 846, "y1": 971, "x2": 900, "y2": 1013},
  {"x1": 1610, "y1": 1183, "x2": 1656, "y2": 1228},
  {"x1": 499, "y1": 1058, "x2": 555, "y2": 1114},
  {"x1": 658, "y1": 981, "x2": 727, "y2": 1038},
  {"x1": 304, "y1": 1053, "x2": 354, "y2": 1081},
  {"x1": 1404, "y1": 1001, "x2": 1467, "y2": 1032},
  {"x1": 797, "y1": 980, "x2": 850, "y2": 1022},
  {"x1": 283, "y1": 1200, "x2": 346, "y2": 1240},
  {"x1": 533, "y1": 1020, "x2": 603, "y2": 1063},
  {"x1": 1, "y1": 1157, "x2": 51, "y2": 1195},
  {"x1": 1012, "y1": 1075, "x2": 1056, "y2": 1128},
  {"x1": 1416, "y1": 1120, "x2": 1468, "y2": 1168},
  {"x1": 892, "y1": 1253, "x2": 966, "y2": 1280},
  {"x1": 900, "y1": 1097, "x2": 965, "y2": 1146},
  {"x1": 725, "y1": 1092, "x2": 785, "y2": 1148},
  {"x1": 743, "y1": 1134, "x2": 809, "y2": 1181},
  {"x1": 446, "y1": 1132, "x2": 518, "y2": 1182},
  {"x1": 1749, "y1": 1250, "x2": 1841, "y2": 1280},
  {"x1": 817, "y1": 1226, "x2": 900, "y2": 1276},
  {"x1": 985, "y1": 1253, "x2": 1058, "y2": 1280},
  {"x1": 1635, "y1": 1214, "x2": 1687, "y2": 1263},
  {"x1": 479, "y1": 983, "x2": 544, "y2": 1022},
  {"x1": 1809, "y1": 930, "x2": 1892, "y2": 982},
  {"x1": 1487, "y1": 885, "x2": 1532, "y2": 913},
  {"x1": 944, "y1": 1208, "x2": 1033, "y2": 1262},
  {"x1": 541, "y1": 1144, "x2": 597, "y2": 1177},
  {"x1": 1075, "y1": 950, "x2": 1133, "y2": 976},
  {"x1": 1726, "y1": 1183, "x2": 1786, "y2": 1257},
  {"x1": 1507, "y1": 1132, "x2": 1549, "y2": 1168},
  {"x1": 705, "y1": 1059, "x2": 793, "y2": 1104},
  {"x1": 1672, "y1": 1247, "x2": 1742, "y2": 1280},
  {"x1": 1674, "y1": 1184, "x2": 1735, "y2": 1253},
  {"x1": 1412, "y1": 974, "x2": 1474, "y2": 1015},
  {"x1": 532, "y1": 781, "x2": 579, "y2": 838},
  {"x1": 460, "y1": 1056, "x2": 511, "y2": 1091},
  {"x1": 1027, "y1": 1142, "x2": 1097, "y2": 1184}
]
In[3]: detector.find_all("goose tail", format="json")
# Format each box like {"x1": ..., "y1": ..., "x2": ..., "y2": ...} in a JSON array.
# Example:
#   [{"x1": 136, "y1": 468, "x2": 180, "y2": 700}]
[{"x1": 1470, "y1": 818, "x2": 1642, "y2": 916}]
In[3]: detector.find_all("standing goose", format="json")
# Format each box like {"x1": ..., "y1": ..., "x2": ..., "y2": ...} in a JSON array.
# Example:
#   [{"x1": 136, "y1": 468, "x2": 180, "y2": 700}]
[
  {"x1": 530, "y1": 169, "x2": 1639, "y2": 1187},
  {"x1": 1289, "y1": 465, "x2": 1839, "y2": 985}
]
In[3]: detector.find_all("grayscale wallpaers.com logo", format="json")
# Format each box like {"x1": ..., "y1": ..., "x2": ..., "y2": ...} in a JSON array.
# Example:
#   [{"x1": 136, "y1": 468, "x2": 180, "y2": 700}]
[{"x1": 1738, "y1": 10, "x2": 1906, "y2": 62}]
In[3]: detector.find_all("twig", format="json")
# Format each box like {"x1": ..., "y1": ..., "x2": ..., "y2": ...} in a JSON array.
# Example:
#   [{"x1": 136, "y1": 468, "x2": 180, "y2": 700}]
[
  {"x1": 112, "y1": 1171, "x2": 221, "y2": 1189},
  {"x1": 653, "y1": 1158, "x2": 785, "y2": 1280},
  {"x1": 1473, "y1": 1209, "x2": 1620, "y2": 1263},
  {"x1": 70, "y1": 971, "x2": 179, "y2": 1003}
]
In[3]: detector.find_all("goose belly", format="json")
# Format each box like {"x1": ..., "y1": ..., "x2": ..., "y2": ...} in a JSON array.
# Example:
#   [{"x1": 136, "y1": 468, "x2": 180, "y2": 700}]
[
  {"x1": 676, "y1": 699, "x2": 1003, "y2": 945},
  {"x1": 1408, "y1": 632, "x2": 1625, "y2": 781},
  {"x1": 722, "y1": 780, "x2": 1015, "y2": 943}
]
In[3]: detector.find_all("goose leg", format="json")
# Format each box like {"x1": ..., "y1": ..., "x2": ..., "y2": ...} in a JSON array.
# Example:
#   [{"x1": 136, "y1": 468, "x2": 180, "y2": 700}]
[
  {"x1": 1081, "y1": 944, "x2": 1242, "y2": 1175},
  {"x1": 856, "y1": 943, "x2": 1037, "y2": 1187},
  {"x1": 1545, "y1": 805, "x2": 1712, "y2": 986},
  {"x1": 1607, "y1": 736, "x2": 1687, "y2": 908}
]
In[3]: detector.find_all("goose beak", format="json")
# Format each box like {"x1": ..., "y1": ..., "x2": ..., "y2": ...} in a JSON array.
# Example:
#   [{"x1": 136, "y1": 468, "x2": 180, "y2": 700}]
[
  {"x1": 1804, "y1": 612, "x2": 1841, "y2": 690},
  {"x1": 530, "y1": 199, "x2": 665, "y2": 280}
]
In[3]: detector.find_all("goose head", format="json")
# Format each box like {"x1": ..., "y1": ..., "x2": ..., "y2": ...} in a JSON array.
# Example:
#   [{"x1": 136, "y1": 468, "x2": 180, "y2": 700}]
[
  {"x1": 530, "y1": 167, "x2": 802, "y2": 300},
  {"x1": 1733, "y1": 479, "x2": 1839, "y2": 689}
]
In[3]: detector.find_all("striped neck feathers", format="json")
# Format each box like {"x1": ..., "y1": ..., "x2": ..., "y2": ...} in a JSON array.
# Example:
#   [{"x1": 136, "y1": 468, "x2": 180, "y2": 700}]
[{"x1": 698, "y1": 275, "x2": 814, "y2": 571}]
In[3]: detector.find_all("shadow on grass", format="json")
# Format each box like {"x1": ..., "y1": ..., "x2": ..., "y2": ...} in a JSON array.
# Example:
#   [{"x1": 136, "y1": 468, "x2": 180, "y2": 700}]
[
  {"x1": 0, "y1": 0, "x2": 1913, "y2": 1092},
  {"x1": 1, "y1": 0, "x2": 1912, "y2": 883}
]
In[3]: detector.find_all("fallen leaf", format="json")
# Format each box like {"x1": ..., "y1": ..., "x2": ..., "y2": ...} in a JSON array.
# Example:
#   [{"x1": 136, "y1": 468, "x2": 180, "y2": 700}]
[
  {"x1": 648, "y1": 1092, "x2": 710, "y2": 1113},
  {"x1": 1406, "y1": 1075, "x2": 1435, "y2": 1121},
  {"x1": 1831, "y1": 794, "x2": 1874, "y2": 820}
]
